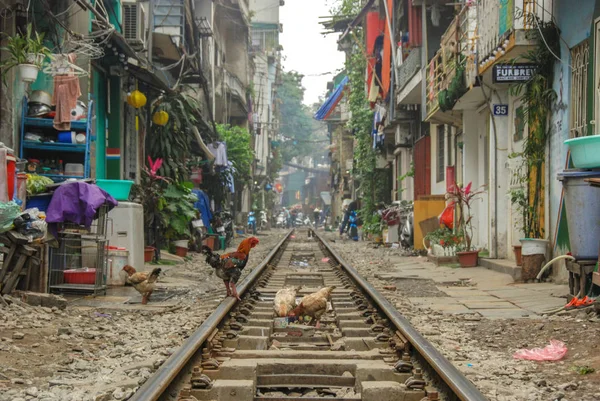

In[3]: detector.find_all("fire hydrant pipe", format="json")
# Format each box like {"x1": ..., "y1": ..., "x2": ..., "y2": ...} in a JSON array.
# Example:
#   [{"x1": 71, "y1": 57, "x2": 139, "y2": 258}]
[{"x1": 535, "y1": 254, "x2": 576, "y2": 281}]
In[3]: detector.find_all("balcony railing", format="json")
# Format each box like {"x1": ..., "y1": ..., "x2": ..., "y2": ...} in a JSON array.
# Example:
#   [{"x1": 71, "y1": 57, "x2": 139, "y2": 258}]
[
  {"x1": 425, "y1": 5, "x2": 475, "y2": 119},
  {"x1": 478, "y1": 0, "x2": 553, "y2": 66}
]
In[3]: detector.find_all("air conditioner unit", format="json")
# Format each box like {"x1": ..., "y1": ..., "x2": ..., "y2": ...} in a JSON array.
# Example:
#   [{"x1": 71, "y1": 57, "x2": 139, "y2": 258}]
[{"x1": 122, "y1": 0, "x2": 146, "y2": 51}]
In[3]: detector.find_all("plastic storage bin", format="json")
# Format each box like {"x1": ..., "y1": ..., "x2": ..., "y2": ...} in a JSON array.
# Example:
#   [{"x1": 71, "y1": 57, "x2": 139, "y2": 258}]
[
  {"x1": 64, "y1": 268, "x2": 96, "y2": 284},
  {"x1": 96, "y1": 179, "x2": 133, "y2": 200},
  {"x1": 27, "y1": 193, "x2": 52, "y2": 212},
  {"x1": 65, "y1": 163, "x2": 84, "y2": 177},
  {"x1": 564, "y1": 135, "x2": 600, "y2": 168}
]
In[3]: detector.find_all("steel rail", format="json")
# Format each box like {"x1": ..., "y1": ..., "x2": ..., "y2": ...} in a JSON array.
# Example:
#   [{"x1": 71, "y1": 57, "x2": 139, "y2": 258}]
[
  {"x1": 130, "y1": 230, "x2": 293, "y2": 401},
  {"x1": 313, "y1": 230, "x2": 488, "y2": 401}
]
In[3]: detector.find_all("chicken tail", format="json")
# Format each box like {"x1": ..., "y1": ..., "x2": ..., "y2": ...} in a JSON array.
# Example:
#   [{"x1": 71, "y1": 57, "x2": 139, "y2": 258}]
[
  {"x1": 201, "y1": 246, "x2": 213, "y2": 255},
  {"x1": 147, "y1": 267, "x2": 161, "y2": 283}
]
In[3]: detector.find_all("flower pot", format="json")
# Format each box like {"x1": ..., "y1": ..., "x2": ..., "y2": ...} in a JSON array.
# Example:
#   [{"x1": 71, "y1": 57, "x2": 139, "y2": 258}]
[
  {"x1": 457, "y1": 250, "x2": 478, "y2": 267},
  {"x1": 144, "y1": 247, "x2": 155, "y2": 263},
  {"x1": 173, "y1": 239, "x2": 189, "y2": 249},
  {"x1": 17, "y1": 64, "x2": 39, "y2": 83},
  {"x1": 513, "y1": 245, "x2": 522, "y2": 266},
  {"x1": 26, "y1": 53, "x2": 45, "y2": 67},
  {"x1": 520, "y1": 238, "x2": 548, "y2": 281},
  {"x1": 175, "y1": 246, "x2": 188, "y2": 257}
]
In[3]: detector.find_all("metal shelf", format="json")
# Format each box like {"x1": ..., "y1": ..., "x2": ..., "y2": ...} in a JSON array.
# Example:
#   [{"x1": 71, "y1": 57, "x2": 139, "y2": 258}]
[
  {"x1": 38, "y1": 174, "x2": 84, "y2": 181},
  {"x1": 24, "y1": 117, "x2": 87, "y2": 131},
  {"x1": 22, "y1": 141, "x2": 86, "y2": 153}
]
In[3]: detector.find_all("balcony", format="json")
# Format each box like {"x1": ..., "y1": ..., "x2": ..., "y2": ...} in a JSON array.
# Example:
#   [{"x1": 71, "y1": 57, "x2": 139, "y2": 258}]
[
  {"x1": 425, "y1": 5, "x2": 475, "y2": 124},
  {"x1": 396, "y1": 47, "x2": 422, "y2": 105},
  {"x1": 478, "y1": 0, "x2": 553, "y2": 74},
  {"x1": 225, "y1": 69, "x2": 248, "y2": 117}
]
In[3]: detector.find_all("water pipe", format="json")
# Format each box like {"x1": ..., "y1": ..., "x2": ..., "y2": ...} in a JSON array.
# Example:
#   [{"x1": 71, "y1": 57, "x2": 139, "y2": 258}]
[{"x1": 536, "y1": 254, "x2": 576, "y2": 281}]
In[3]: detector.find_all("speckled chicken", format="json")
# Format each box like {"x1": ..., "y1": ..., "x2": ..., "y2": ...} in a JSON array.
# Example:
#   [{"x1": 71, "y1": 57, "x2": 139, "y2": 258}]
[
  {"x1": 273, "y1": 286, "x2": 300, "y2": 317},
  {"x1": 122, "y1": 265, "x2": 161, "y2": 305},
  {"x1": 288, "y1": 286, "x2": 336, "y2": 328}
]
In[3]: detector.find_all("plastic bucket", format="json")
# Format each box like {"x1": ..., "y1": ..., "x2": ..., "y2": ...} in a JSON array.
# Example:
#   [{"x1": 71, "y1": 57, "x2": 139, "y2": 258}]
[
  {"x1": 557, "y1": 170, "x2": 600, "y2": 259},
  {"x1": 565, "y1": 136, "x2": 600, "y2": 169},
  {"x1": 520, "y1": 238, "x2": 549, "y2": 256},
  {"x1": 96, "y1": 179, "x2": 134, "y2": 200}
]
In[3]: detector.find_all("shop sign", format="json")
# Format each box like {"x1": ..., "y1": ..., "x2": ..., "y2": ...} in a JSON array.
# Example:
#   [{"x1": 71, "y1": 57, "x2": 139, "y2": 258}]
[{"x1": 492, "y1": 64, "x2": 536, "y2": 83}]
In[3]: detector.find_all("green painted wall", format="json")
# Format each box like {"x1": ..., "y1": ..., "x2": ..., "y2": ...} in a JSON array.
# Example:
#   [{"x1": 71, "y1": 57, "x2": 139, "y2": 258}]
[
  {"x1": 93, "y1": 67, "x2": 107, "y2": 179},
  {"x1": 107, "y1": 76, "x2": 121, "y2": 179}
]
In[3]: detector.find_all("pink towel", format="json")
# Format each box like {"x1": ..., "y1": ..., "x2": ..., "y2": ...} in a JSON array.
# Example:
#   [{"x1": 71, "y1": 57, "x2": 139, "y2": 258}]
[{"x1": 0, "y1": 149, "x2": 8, "y2": 203}]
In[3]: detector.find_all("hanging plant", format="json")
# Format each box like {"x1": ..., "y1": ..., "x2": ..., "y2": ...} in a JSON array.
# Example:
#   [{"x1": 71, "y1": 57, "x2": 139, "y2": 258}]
[{"x1": 508, "y1": 18, "x2": 559, "y2": 239}]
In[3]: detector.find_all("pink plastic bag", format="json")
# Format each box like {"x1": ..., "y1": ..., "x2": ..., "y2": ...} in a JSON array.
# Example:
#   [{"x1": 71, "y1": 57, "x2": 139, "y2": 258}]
[{"x1": 513, "y1": 340, "x2": 567, "y2": 361}]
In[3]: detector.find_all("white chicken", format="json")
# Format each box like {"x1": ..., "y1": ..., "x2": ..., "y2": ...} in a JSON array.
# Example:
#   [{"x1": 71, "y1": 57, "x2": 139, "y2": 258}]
[{"x1": 273, "y1": 286, "x2": 300, "y2": 317}]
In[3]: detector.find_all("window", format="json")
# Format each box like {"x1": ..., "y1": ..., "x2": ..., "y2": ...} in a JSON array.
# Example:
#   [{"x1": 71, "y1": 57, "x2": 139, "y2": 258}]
[
  {"x1": 570, "y1": 40, "x2": 589, "y2": 138},
  {"x1": 437, "y1": 125, "x2": 445, "y2": 182}
]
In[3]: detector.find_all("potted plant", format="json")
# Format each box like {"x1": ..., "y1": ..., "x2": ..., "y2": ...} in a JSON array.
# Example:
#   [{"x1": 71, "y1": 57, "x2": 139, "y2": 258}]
[
  {"x1": 447, "y1": 182, "x2": 486, "y2": 267},
  {"x1": 0, "y1": 24, "x2": 51, "y2": 83}
]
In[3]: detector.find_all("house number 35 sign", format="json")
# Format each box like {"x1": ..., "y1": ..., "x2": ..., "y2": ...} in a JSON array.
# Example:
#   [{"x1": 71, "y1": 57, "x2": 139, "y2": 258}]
[{"x1": 493, "y1": 104, "x2": 509, "y2": 116}]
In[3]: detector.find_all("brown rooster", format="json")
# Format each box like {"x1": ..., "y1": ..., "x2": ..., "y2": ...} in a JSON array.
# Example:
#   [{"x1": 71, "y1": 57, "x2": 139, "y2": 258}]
[
  {"x1": 288, "y1": 286, "x2": 336, "y2": 328},
  {"x1": 122, "y1": 265, "x2": 161, "y2": 304},
  {"x1": 202, "y1": 237, "x2": 259, "y2": 301}
]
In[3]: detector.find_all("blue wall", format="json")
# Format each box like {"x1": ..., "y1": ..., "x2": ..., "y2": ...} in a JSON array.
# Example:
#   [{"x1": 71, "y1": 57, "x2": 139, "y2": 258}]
[{"x1": 549, "y1": 0, "x2": 595, "y2": 254}]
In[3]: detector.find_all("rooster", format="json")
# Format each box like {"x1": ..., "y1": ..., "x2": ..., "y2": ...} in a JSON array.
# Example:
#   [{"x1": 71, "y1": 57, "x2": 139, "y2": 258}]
[
  {"x1": 202, "y1": 237, "x2": 259, "y2": 301},
  {"x1": 288, "y1": 286, "x2": 336, "y2": 328},
  {"x1": 274, "y1": 286, "x2": 301, "y2": 317},
  {"x1": 122, "y1": 265, "x2": 161, "y2": 305}
]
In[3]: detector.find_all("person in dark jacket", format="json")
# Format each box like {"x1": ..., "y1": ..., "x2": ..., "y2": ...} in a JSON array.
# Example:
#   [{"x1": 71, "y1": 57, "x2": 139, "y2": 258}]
[{"x1": 339, "y1": 200, "x2": 358, "y2": 236}]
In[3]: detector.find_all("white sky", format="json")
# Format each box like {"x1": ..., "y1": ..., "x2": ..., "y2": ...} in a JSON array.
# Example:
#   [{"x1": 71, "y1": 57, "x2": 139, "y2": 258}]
[{"x1": 280, "y1": 0, "x2": 346, "y2": 106}]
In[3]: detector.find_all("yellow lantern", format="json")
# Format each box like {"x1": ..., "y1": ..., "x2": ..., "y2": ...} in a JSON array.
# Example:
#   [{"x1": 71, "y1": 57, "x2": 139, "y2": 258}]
[
  {"x1": 152, "y1": 110, "x2": 169, "y2": 126},
  {"x1": 127, "y1": 90, "x2": 147, "y2": 109}
]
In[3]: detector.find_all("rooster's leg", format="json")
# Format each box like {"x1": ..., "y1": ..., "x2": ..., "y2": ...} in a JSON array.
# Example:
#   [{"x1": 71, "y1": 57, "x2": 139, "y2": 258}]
[
  {"x1": 231, "y1": 283, "x2": 241, "y2": 301},
  {"x1": 224, "y1": 281, "x2": 231, "y2": 297},
  {"x1": 141, "y1": 294, "x2": 148, "y2": 305},
  {"x1": 315, "y1": 320, "x2": 321, "y2": 329}
]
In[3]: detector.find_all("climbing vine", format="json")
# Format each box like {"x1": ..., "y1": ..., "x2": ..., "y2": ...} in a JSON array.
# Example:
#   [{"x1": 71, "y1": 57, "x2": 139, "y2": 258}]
[
  {"x1": 345, "y1": 29, "x2": 376, "y2": 221},
  {"x1": 508, "y1": 17, "x2": 559, "y2": 239}
]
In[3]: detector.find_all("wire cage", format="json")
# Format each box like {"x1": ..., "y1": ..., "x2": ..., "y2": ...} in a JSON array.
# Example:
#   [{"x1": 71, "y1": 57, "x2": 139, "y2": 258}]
[{"x1": 48, "y1": 204, "x2": 111, "y2": 295}]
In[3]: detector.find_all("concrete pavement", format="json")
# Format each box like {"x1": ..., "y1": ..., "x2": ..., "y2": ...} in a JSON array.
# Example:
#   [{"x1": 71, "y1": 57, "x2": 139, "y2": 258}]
[{"x1": 376, "y1": 256, "x2": 569, "y2": 319}]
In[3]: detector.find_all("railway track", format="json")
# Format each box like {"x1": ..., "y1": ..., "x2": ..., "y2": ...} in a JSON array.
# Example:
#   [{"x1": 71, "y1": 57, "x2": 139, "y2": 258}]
[{"x1": 131, "y1": 229, "x2": 487, "y2": 401}]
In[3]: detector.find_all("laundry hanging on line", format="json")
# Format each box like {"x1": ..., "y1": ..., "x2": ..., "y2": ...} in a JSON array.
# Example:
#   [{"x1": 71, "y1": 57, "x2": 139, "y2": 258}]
[{"x1": 208, "y1": 142, "x2": 228, "y2": 168}]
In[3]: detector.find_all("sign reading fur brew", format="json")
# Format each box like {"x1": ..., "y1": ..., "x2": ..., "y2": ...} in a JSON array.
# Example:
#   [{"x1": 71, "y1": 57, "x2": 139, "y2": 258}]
[{"x1": 492, "y1": 64, "x2": 537, "y2": 83}]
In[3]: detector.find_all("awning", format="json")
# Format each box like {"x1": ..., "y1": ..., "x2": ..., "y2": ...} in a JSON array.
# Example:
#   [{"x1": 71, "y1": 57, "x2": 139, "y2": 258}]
[
  {"x1": 314, "y1": 76, "x2": 349, "y2": 121},
  {"x1": 338, "y1": 0, "x2": 376, "y2": 42},
  {"x1": 320, "y1": 192, "x2": 332, "y2": 206}
]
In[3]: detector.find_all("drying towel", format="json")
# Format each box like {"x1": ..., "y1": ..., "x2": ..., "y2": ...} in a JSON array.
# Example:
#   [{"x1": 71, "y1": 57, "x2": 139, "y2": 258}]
[
  {"x1": 0, "y1": 149, "x2": 8, "y2": 203},
  {"x1": 46, "y1": 182, "x2": 118, "y2": 228},
  {"x1": 53, "y1": 75, "x2": 81, "y2": 130}
]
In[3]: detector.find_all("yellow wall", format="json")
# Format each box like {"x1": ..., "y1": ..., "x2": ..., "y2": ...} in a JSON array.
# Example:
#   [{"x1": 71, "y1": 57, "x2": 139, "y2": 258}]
[{"x1": 414, "y1": 195, "x2": 446, "y2": 250}]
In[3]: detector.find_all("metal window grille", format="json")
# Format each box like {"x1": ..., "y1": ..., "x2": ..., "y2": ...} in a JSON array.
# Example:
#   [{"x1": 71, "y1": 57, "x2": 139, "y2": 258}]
[
  {"x1": 437, "y1": 125, "x2": 445, "y2": 182},
  {"x1": 570, "y1": 41, "x2": 589, "y2": 138}
]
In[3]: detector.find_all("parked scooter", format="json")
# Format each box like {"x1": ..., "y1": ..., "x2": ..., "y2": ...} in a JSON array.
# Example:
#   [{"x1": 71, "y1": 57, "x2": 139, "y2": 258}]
[
  {"x1": 259, "y1": 210, "x2": 268, "y2": 231},
  {"x1": 275, "y1": 212, "x2": 286, "y2": 228},
  {"x1": 399, "y1": 201, "x2": 414, "y2": 249},
  {"x1": 212, "y1": 211, "x2": 234, "y2": 249},
  {"x1": 247, "y1": 212, "x2": 257, "y2": 235}
]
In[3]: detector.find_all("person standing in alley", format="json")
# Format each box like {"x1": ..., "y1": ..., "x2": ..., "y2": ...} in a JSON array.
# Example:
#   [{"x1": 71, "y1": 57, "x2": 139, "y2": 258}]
[{"x1": 313, "y1": 207, "x2": 320, "y2": 228}]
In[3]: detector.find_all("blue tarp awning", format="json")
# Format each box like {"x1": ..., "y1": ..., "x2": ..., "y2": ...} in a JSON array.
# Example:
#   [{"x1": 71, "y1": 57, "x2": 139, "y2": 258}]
[{"x1": 314, "y1": 76, "x2": 349, "y2": 121}]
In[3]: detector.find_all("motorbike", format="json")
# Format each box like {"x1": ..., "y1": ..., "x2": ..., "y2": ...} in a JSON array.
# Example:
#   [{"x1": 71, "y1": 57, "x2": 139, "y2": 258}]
[
  {"x1": 348, "y1": 210, "x2": 359, "y2": 241},
  {"x1": 275, "y1": 212, "x2": 285, "y2": 228},
  {"x1": 212, "y1": 211, "x2": 234, "y2": 249},
  {"x1": 399, "y1": 201, "x2": 414, "y2": 249},
  {"x1": 259, "y1": 210, "x2": 268, "y2": 231},
  {"x1": 247, "y1": 211, "x2": 257, "y2": 235}
]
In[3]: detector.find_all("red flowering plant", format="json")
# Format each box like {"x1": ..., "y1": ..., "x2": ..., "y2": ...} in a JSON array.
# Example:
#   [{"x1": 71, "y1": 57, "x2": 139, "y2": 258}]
[
  {"x1": 424, "y1": 227, "x2": 462, "y2": 249},
  {"x1": 446, "y1": 182, "x2": 486, "y2": 252}
]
